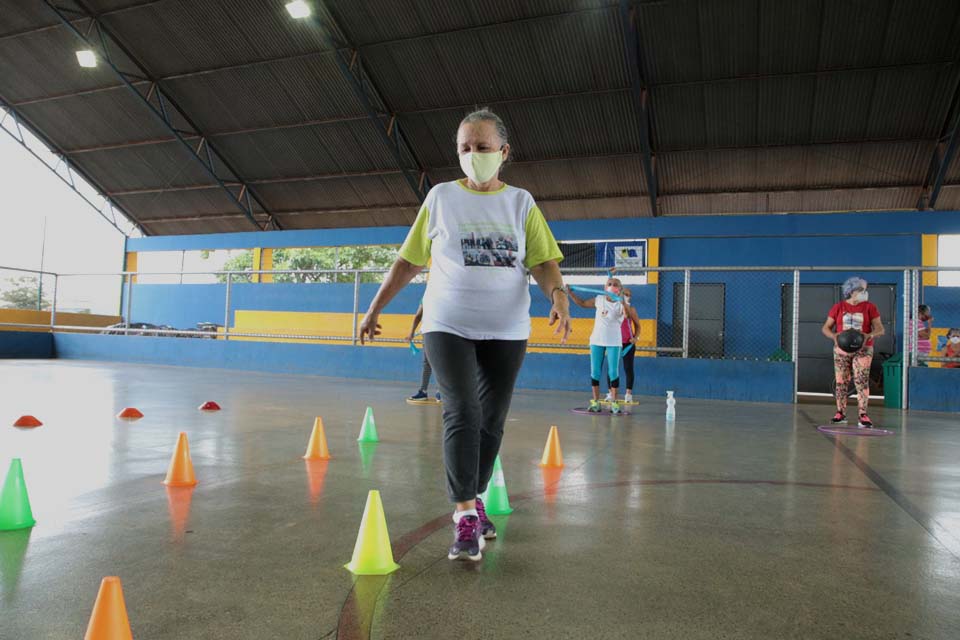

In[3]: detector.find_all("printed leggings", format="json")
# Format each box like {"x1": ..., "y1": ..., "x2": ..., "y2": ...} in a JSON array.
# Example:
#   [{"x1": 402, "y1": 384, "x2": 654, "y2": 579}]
[{"x1": 833, "y1": 346, "x2": 873, "y2": 414}]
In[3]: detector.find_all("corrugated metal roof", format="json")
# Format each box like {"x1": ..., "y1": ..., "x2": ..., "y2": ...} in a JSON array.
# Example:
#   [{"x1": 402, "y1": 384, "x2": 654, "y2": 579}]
[
  {"x1": 17, "y1": 90, "x2": 178, "y2": 148},
  {"x1": 328, "y1": 0, "x2": 617, "y2": 47},
  {"x1": 933, "y1": 185, "x2": 960, "y2": 210},
  {"x1": 142, "y1": 215, "x2": 259, "y2": 236},
  {"x1": 361, "y1": 9, "x2": 625, "y2": 113},
  {"x1": 160, "y1": 57, "x2": 366, "y2": 133},
  {"x1": 99, "y1": 0, "x2": 334, "y2": 77},
  {"x1": 661, "y1": 186, "x2": 918, "y2": 216},
  {"x1": 659, "y1": 141, "x2": 931, "y2": 195},
  {"x1": 0, "y1": 2, "x2": 61, "y2": 37},
  {"x1": 275, "y1": 206, "x2": 420, "y2": 230},
  {"x1": 68, "y1": 142, "x2": 217, "y2": 192},
  {"x1": 1, "y1": 0, "x2": 957, "y2": 234},
  {"x1": 0, "y1": 26, "x2": 128, "y2": 102},
  {"x1": 114, "y1": 189, "x2": 254, "y2": 220}
]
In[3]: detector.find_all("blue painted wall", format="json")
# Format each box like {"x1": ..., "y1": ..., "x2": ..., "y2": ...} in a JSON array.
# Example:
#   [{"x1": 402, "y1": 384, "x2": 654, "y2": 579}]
[
  {"x1": 0, "y1": 331, "x2": 54, "y2": 358},
  {"x1": 53, "y1": 333, "x2": 794, "y2": 403},
  {"x1": 909, "y1": 367, "x2": 960, "y2": 413},
  {"x1": 129, "y1": 282, "x2": 428, "y2": 328},
  {"x1": 131, "y1": 281, "x2": 658, "y2": 329},
  {"x1": 126, "y1": 210, "x2": 960, "y2": 252}
]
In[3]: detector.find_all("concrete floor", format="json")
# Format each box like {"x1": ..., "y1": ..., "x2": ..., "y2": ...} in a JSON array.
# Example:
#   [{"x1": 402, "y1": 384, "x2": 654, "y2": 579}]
[{"x1": 1, "y1": 360, "x2": 958, "y2": 639}]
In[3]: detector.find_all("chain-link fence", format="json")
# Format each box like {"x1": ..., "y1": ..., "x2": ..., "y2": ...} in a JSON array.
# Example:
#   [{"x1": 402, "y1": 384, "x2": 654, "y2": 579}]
[{"x1": 914, "y1": 267, "x2": 960, "y2": 369}]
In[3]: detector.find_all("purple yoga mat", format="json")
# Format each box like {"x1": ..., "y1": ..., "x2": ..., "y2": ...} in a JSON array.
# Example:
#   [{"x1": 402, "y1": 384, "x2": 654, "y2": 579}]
[
  {"x1": 570, "y1": 407, "x2": 631, "y2": 416},
  {"x1": 817, "y1": 425, "x2": 894, "y2": 436}
]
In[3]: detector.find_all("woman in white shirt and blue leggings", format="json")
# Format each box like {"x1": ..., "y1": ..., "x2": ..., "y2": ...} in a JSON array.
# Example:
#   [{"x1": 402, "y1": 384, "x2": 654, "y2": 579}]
[
  {"x1": 568, "y1": 278, "x2": 627, "y2": 414},
  {"x1": 359, "y1": 109, "x2": 571, "y2": 562}
]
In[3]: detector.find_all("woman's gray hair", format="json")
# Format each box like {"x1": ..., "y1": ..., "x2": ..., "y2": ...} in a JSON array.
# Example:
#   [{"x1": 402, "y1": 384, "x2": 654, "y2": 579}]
[
  {"x1": 842, "y1": 276, "x2": 868, "y2": 299},
  {"x1": 460, "y1": 108, "x2": 509, "y2": 146}
]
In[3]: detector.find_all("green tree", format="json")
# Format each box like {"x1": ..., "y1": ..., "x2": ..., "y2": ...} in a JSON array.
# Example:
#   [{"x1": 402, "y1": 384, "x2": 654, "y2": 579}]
[
  {"x1": 216, "y1": 250, "x2": 254, "y2": 283},
  {"x1": 216, "y1": 246, "x2": 399, "y2": 283},
  {"x1": 0, "y1": 276, "x2": 50, "y2": 310}
]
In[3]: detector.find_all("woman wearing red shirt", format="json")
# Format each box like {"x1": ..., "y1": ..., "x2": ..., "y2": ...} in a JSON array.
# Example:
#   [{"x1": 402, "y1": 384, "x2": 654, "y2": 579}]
[{"x1": 821, "y1": 277, "x2": 885, "y2": 427}]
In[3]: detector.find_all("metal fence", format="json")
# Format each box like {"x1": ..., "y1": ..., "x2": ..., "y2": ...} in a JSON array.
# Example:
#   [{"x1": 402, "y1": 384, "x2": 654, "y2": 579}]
[{"x1": 1, "y1": 263, "x2": 958, "y2": 406}]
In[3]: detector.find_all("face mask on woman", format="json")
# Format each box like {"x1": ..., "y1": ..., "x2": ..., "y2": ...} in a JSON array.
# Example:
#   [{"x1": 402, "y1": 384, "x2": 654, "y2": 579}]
[
  {"x1": 605, "y1": 285, "x2": 620, "y2": 296},
  {"x1": 853, "y1": 290, "x2": 869, "y2": 303},
  {"x1": 460, "y1": 150, "x2": 503, "y2": 183},
  {"x1": 951, "y1": 336, "x2": 960, "y2": 345},
  {"x1": 624, "y1": 296, "x2": 631, "y2": 305}
]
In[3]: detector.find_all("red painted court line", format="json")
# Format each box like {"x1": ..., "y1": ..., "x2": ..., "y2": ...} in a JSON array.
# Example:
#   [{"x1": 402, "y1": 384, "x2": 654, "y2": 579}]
[{"x1": 335, "y1": 477, "x2": 876, "y2": 639}]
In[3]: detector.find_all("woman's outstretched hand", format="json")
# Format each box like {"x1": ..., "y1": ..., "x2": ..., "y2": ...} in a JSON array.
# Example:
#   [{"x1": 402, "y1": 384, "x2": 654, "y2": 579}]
[
  {"x1": 549, "y1": 299, "x2": 573, "y2": 344},
  {"x1": 358, "y1": 312, "x2": 382, "y2": 345}
]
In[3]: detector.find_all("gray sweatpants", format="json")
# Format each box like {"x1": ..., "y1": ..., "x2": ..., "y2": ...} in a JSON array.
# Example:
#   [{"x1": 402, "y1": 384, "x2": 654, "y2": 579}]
[{"x1": 423, "y1": 331, "x2": 527, "y2": 502}]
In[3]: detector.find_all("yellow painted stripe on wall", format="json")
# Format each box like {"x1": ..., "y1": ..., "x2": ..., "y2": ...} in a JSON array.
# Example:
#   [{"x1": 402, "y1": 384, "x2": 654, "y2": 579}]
[
  {"x1": 922, "y1": 234, "x2": 938, "y2": 287},
  {"x1": 646, "y1": 238, "x2": 660, "y2": 284},
  {"x1": 0, "y1": 309, "x2": 121, "y2": 333},
  {"x1": 260, "y1": 248, "x2": 274, "y2": 283},
  {"x1": 231, "y1": 310, "x2": 659, "y2": 355},
  {"x1": 125, "y1": 252, "x2": 138, "y2": 284},
  {"x1": 251, "y1": 248, "x2": 263, "y2": 284}
]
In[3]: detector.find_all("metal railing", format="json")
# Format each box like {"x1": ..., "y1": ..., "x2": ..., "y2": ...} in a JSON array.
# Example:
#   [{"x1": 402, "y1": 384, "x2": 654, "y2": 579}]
[{"x1": 2, "y1": 263, "x2": 958, "y2": 408}]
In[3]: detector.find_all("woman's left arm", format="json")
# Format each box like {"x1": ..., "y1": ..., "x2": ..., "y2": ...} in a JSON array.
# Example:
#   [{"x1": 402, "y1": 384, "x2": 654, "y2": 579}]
[
  {"x1": 866, "y1": 315, "x2": 885, "y2": 339},
  {"x1": 529, "y1": 260, "x2": 572, "y2": 343}
]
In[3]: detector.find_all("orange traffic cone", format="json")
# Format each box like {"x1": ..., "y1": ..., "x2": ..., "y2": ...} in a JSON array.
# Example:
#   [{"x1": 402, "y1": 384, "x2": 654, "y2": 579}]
[
  {"x1": 163, "y1": 432, "x2": 197, "y2": 487},
  {"x1": 303, "y1": 417, "x2": 331, "y2": 460},
  {"x1": 13, "y1": 415, "x2": 42, "y2": 428},
  {"x1": 198, "y1": 401, "x2": 220, "y2": 411},
  {"x1": 84, "y1": 576, "x2": 133, "y2": 640},
  {"x1": 539, "y1": 425, "x2": 564, "y2": 468},
  {"x1": 116, "y1": 408, "x2": 143, "y2": 420}
]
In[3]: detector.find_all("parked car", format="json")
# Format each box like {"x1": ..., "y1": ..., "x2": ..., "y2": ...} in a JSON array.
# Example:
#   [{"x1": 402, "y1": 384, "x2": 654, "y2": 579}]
[{"x1": 101, "y1": 322, "x2": 171, "y2": 336}]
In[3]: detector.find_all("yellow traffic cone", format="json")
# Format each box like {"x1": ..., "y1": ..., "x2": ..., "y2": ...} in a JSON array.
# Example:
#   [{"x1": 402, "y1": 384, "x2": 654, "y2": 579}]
[{"x1": 344, "y1": 490, "x2": 399, "y2": 575}]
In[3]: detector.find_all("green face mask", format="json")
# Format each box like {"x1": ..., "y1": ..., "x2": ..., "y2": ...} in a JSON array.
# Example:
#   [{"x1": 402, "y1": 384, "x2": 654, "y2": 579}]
[{"x1": 460, "y1": 150, "x2": 503, "y2": 184}]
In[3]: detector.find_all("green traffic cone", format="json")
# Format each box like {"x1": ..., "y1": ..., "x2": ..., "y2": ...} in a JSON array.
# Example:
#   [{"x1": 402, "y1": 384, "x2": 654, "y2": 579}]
[
  {"x1": 0, "y1": 459, "x2": 36, "y2": 531},
  {"x1": 357, "y1": 407, "x2": 379, "y2": 443},
  {"x1": 480, "y1": 455, "x2": 513, "y2": 515}
]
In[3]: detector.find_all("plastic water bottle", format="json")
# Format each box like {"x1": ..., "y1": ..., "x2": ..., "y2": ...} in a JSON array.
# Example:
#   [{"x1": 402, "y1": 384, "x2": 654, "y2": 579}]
[{"x1": 665, "y1": 390, "x2": 676, "y2": 421}]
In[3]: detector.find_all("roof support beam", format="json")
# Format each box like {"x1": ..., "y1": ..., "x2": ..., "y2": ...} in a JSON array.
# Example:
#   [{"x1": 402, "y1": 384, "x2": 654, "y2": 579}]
[
  {"x1": 917, "y1": 71, "x2": 960, "y2": 209},
  {"x1": 619, "y1": 0, "x2": 659, "y2": 216},
  {"x1": 295, "y1": 2, "x2": 431, "y2": 204},
  {"x1": 0, "y1": 93, "x2": 142, "y2": 236},
  {"x1": 41, "y1": 0, "x2": 280, "y2": 231},
  {"x1": 0, "y1": 0, "x2": 164, "y2": 42}
]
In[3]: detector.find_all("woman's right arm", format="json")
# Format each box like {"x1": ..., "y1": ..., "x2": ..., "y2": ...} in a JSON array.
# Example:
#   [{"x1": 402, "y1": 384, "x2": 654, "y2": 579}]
[
  {"x1": 359, "y1": 258, "x2": 423, "y2": 344},
  {"x1": 567, "y1": 287, "x2": 594, "y2": 308},
  {"x1": 822, "y1": 316, "x2": 837, "y2": 344}
]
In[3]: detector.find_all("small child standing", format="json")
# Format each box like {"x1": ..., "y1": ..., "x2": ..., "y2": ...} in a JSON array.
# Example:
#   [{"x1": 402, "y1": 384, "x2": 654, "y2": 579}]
[{"x1": 945, "y1": 328, "x2": 960, "y2": 369}]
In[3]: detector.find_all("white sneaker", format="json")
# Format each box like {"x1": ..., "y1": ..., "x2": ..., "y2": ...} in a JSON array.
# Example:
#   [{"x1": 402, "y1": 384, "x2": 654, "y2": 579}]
[
  {"x1": 604, "y1": 392, "x2": 612, "y2": 402},
  {"x1": 624, "y1": 393, "x2": 633, "y2": 403}
]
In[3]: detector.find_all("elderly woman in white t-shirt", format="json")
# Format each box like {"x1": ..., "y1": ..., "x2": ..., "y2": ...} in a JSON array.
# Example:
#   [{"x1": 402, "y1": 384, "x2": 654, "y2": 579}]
[{"x1": 359, "y1": 109, "x2": 571, "y2": 561}]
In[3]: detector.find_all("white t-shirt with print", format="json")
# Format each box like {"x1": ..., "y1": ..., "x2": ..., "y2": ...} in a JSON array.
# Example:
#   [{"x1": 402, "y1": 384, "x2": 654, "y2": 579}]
[
  {"x1": 589, "y1": 295, "x2": 625, "y2": 347},
  {"x1": 398, "y1": 180, "x2": 563, "y2": 341}
]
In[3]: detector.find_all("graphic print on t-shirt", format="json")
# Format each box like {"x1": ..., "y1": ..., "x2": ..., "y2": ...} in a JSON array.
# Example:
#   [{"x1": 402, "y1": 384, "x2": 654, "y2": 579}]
[
  {"x1": 459, "y1": 223, "x2": 519, "y2": 268},
  {"x1": 842, "y1": 312, "x2": 864, "y2": 331}
]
